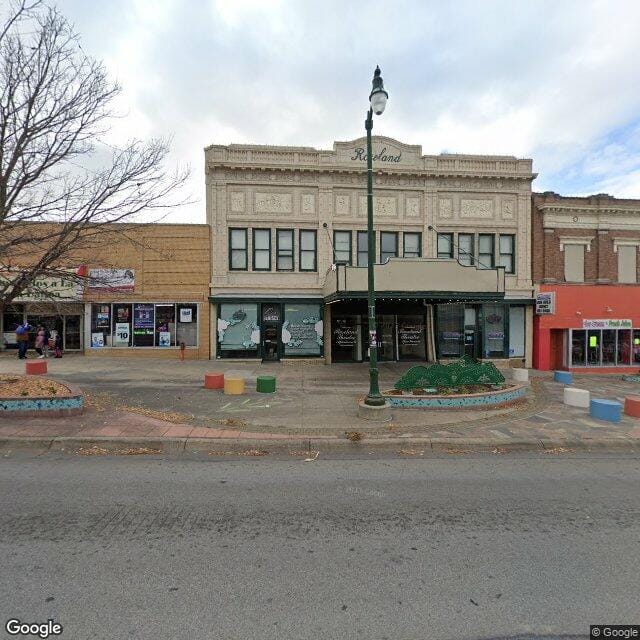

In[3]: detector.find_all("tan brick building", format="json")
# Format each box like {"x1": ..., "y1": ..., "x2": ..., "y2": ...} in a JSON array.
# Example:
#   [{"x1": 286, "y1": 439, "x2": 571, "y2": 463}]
[
  {"x1": 1, "y1": 223, "x2": 211, "y2": 359},
  {"x1": 532, "y1": 192, "x2": 640, "y2": 371},
  {"x1": 206, "y1": 136, "x2": 536, "y2": 365}
]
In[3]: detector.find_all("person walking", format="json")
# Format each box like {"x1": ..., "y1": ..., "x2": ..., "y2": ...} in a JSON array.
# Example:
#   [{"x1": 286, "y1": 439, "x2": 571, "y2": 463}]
[
  {"x1": 53, "y1": 331, "x2": 63, "y2": 358},
  {"x1": 34, "y1": 326, "x2": 46, "y2": 358},
  {"x1": 42, "y1": 325, "x2": 51, "y2": 358},
  {"x1": 14, "y1": 322, "x2": 32, "y2": 359}
]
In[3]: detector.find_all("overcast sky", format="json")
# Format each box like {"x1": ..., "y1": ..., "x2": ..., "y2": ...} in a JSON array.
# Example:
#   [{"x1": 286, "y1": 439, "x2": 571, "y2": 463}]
[{"x1": 55, "y1": 0, "x2": 640, "y2": 223}]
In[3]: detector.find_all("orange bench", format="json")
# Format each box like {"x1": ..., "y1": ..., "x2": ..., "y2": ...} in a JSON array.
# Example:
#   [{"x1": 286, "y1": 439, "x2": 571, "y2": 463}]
[
  {"x1": 25, "y1": 360, "x2": 47, "y2": 375},
  {"x1": 624, "y1": 395, "x2": 640, "y2": 418},
  {"x1": 204, "y1": 372, "x2": 224, "y2": 389}
]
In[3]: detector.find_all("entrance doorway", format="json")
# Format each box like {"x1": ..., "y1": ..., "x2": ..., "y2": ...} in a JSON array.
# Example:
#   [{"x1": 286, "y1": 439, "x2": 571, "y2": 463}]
[{"x1": 262, "y1": 324, "x2": 279, "y2": 361}]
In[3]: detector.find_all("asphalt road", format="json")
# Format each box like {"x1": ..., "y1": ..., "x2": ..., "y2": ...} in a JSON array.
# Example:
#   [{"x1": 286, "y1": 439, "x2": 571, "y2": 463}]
[{"x1": 1, "y1": 453, "x2": 639, "y2": 640}]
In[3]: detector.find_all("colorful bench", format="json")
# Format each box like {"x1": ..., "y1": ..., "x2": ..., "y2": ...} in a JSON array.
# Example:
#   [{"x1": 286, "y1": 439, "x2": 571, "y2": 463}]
[
  {"x1": 589, "y1": 398, "x2": 622, "y2": 423},
  {"x1": 25, "y1": 360, "x2": 47, "y2": 375},
  {"x1": 204, "y1": 372, "x2": 224, "y2": 389},
  {"x1": 623, "y1": 396, "x2": 640, "y2": 418},
  {"x1": 256, "y1": 376, "x2": 276, "y2": 393},
  {"x1": 563, "y1": 387, "x2": 590, "y2": 408},
  {"x1": 224, "y1": 377, "x2": 245, "y2": 395},
  {"x1": 554, "y1": 370, "x2": 573, "y2": 384}
]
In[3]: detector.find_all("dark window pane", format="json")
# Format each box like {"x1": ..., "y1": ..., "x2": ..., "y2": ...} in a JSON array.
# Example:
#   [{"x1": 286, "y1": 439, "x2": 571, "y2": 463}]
[{"x1": 437, "y1": 233, "x2": 453, "y2": 259}]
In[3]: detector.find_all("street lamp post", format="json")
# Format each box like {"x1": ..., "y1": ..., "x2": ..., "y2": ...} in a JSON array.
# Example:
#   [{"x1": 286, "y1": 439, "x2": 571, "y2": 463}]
[{"x1": 364, "y1": 66, "x2": 388, "y2": 407}]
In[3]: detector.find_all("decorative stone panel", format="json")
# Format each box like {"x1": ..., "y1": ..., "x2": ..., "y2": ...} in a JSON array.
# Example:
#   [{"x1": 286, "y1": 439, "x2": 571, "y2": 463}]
[
  {"x1": 438, "y1": 199, "x2": 453, "y2": 219},
  {"x1": 229, "y1": 192, "x2": 245, "y2": 213},
  {"x1": 405, "y1": 197, "x2": 420, "y2": 218},
  {"x1": 255, "y1": 192, "x2": 292, "y2": 214},
  {"x1": 358, "y1": 196, "x2": 397, "y2": 218},
  {"x1": 335, "y1": 194, "x2": 351, "y2": 216},
  {"x1": 301, "y1": 194, "x2": 315, "y2": 215},
  {"x1": 501, "y1": 199, "x2": 515, "y2": 220},
  {"x1": 460, "y1": 199, "x2": 494, "y2": 218}
]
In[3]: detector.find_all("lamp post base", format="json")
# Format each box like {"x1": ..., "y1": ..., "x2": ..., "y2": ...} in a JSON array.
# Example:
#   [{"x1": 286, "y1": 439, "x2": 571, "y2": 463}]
[{"x1": 358, "y1": 398, "x2": 392, "y2": 422}]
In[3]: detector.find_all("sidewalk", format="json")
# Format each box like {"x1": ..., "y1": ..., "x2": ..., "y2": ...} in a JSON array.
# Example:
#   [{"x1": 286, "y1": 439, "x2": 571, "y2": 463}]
[{"x1": 1, "y1": 355, "x2": 640, "y2": 452}]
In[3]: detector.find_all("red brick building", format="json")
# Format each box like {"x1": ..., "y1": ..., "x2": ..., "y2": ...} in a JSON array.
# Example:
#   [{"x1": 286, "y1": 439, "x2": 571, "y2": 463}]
[{"x1": 532, "y1": 192, "x2": 640, "y2": 372}]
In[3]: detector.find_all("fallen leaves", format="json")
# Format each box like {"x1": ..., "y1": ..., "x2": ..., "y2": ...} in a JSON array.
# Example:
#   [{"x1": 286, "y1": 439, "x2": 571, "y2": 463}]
[
  {"x1": 76, "y1": 445, "x2": 161, "y2": 456},
  {"x1": 397, "y1": 449, "x2": 425, "y2": 456},
  {"x1": 345, "y1": 431, "x2": 364, "y2": 442},
  {"x1": 210, "y1": 417, "x2": 248, "y2": 428},
  {"x1": 120, "y1": 405, "x2": 194, "y2": 425},
  {"x1": 0, "y1": 375, "x2": 72, "y2": 399},
  {"x1": 542, "y1": 446, "x2": 574, "y2": 455},
  {"x1": 207, "y1": 449, "x2": 270, "y2": 457}
]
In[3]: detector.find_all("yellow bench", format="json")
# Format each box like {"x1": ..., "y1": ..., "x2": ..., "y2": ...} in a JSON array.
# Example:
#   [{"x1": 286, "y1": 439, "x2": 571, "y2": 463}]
[{"x1": 224, "y1": 376, "x2": 245, "y2": 395}]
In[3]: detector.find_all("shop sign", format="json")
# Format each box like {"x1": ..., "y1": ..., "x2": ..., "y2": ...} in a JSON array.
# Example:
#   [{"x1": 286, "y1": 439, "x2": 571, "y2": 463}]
[
  {"x1": 133, "y1": 304, "x2": 154, "y2": 337},
  {"x1": 88, "y1": 269, "x2": 135, "y2": 291},
  {"x1": 334, "y1": 325, "x2": 356, "y2": 347},
  {"x1": 114, "y1": 322, "x2": 130, "y2": 346},
  {"x1": 262, "y1": 305, "x2": 280, "y2": 322},
  {"x1": 582, "y1": 319, "x2": 632, "y2": 329},
  {"x1": 398, "y1": 325, "x2": 423, "y2": 346},
  {"x1": 179, "y1": 308, "x2": 192, "y2": 323},
  {"x1": 3, "y1": 274, "x2": 83, "y2": 302},
  {"x1": 350, "y1": 147, "x2": 402, "y2": 163},
  {"x1": 535, "y1": 292, "x2": 555, "y2": 315}
]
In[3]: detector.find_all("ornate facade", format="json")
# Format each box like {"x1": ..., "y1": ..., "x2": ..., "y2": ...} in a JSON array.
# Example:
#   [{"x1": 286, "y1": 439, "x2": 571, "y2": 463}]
[{"x1": 206, "y1": 137, "x2": 536, "y2": 364}]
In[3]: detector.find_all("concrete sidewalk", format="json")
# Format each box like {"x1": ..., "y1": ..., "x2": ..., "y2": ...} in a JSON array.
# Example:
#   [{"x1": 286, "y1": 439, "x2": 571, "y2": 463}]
[{"x1": 1, "y1": 355, "x2": 640, "y2": 452}]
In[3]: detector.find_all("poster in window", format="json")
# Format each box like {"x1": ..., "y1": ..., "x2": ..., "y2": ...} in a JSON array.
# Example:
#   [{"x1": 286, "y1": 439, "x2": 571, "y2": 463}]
[
  {"x1": 114, "y1": 323, "x2": 130, "y2": 346},
  {"x1": 91, "y1": 332, "x2": 104, "y2": 348},
  {"x1": 96, "y1": 305, "x2": 110, "y2": 329},
  {"x1": 179, "y1": 308, "x2": 192, "y2": 323},
  {"x1": 159, "y1": 331, "x2": 171, "y2": 347},
  {"x1": 283, "y1": 304, "x2": 322, "y2": 355}
]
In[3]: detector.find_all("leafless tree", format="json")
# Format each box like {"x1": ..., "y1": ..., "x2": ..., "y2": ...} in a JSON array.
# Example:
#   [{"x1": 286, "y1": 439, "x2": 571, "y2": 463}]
[{"x1": 0, "y1": 0, "x2": 190, "y2": 306}]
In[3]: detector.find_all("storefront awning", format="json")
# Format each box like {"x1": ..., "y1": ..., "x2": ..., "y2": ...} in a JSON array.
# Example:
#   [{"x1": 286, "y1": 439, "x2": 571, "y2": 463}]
[{"x1": 323, "y1": 259, "x2": 506, "y2": 303}]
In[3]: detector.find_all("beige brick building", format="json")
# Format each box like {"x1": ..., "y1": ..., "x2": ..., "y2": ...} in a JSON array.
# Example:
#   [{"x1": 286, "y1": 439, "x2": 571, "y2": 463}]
[
  {"x1": 206, "y1": 136, "x2": 536, "y2": 365},
  {"x1": 1, "y1": 223, "x2": 211, "y2": 359}
]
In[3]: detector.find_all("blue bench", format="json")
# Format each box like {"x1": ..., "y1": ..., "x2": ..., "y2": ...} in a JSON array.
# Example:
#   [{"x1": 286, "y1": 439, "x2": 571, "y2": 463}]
[
  {"x1": 590, "y1": 398, "x2": 622, "y2": 423},
  {"x1": 554, "y1": 370, "x2": 573, "y2": 384}
]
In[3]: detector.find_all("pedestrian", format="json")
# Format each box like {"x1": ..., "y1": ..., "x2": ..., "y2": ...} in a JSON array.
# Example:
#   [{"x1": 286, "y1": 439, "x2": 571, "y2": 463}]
[
  {"x1": 42, "y1": 325, "x2": 51, "y2": 358},
  {"x1": 53, "y1": 331, "x2": 63, "y2": 358},
  {"x1": 14, "y1": 321, "x2": 32, "y2": 359},
  {"x1": 34, "y1": 326, "x2": 46, "y2": 358}
]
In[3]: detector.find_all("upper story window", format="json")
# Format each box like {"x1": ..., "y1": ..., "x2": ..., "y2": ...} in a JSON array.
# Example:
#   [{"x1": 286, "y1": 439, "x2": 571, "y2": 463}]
[
  {"x1": 229, "y1": 228, "x2": 248, "y2": 271},
  {"x1": 478, "y1": 234, "x2": 495, "y2": 269},
  {"x1": 437, "y1": 233, "x2": 453, "y2": 259},
  {"x1": 403, "y1": 232, "x2": 421, "y2": 258},
  {"x1": 276, "y1": 229, "x2": 294, "y2": 271},
  {"x1": 380, "y1": 232, "x2": 398, "y2": 263},
  {"x1": 357, "y1": 231, "x2": 371, "y2": 267},
  {"x1": 458, "y1": 233, "x2": 474, "y2": 266},
  {"x1": 252, "y1": 229, "x2": 271, "y2": 271},
  {"x1": 564, "y1": 244, "x2": 585, "y2": 282},
  {"x1": 499, "y1": 234, "x2": 515, "y2": 274},
  {"x1": 334, "y1": 230, "x2": 352, "y2": 265},
  {"x1": 299, "y1": 230, "x2": 317, "y2": 272}
]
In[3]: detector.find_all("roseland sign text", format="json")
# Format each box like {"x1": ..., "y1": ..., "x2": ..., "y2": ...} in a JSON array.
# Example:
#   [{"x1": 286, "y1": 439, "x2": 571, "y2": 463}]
[{"x1": 350, "y1": 147, "x2": 402, "y2": 163}]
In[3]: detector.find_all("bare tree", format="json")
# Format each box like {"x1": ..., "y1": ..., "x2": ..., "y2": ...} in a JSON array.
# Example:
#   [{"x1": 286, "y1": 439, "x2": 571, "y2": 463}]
[{"x1": 0, "y1": 0, "x2": 190, "y2": 306}]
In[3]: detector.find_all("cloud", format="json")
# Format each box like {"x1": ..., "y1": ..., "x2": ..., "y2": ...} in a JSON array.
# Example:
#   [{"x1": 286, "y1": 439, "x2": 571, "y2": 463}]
[{"x1": 57, "y1": 0, "x2": 640, "y2": 221}]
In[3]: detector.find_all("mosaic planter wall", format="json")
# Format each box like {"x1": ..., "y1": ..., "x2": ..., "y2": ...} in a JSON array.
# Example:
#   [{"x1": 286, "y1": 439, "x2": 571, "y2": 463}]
[
  {"x1": 383, "y1": 384, "x2": 527, "y2": 409},
  {"x1": 0, "y1": 380, "x2": 83, "y2": 417},
  {"x1": 622, "y1": 375, "x2": 640, "y2": 383}
]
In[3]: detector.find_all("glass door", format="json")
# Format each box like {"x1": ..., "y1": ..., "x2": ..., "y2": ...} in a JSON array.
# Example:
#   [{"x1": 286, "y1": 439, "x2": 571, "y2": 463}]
[
  {"x1": 64, "y1": 315, "x2": 82, "y2": 350},
  {"x1": 587, "y1": 330, "x2": 601, "y2": 366},
  {"x1": 376, "y1": 315, "x2": 395, "y2": 362}
]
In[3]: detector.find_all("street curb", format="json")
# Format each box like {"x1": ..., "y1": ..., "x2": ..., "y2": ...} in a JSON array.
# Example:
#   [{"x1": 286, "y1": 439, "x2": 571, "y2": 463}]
[{"x1": 1, "y1": 435, "x2": 640, "y2": 455}]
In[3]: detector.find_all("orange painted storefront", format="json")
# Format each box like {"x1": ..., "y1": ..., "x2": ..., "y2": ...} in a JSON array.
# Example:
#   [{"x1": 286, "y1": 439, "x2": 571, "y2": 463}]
[{"x1": 533, "y1": 284, "x2": 640, "y2": 373}]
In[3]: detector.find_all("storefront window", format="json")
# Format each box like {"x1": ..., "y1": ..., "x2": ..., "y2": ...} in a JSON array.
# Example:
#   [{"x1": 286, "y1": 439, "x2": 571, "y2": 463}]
[
  {"x1": 177, "y1": 304, "x2": 198, "y2": 347},
  {"x1": 587, "y1": 330, "x2": 600, "y2": 365},
  {"x1": 508, "y1": 306, "x2": 525, "y2": 358},
  {"x1": 634, "y1": 330, "x2": 640, "y2": 364},
  {"x1": 602, "y1": 330, "x2": 616, "y2": 366},
  {"x1": 155, "y1": 304, "x2": 175, "y2": 347},
  {"x1": 437, "y1": 305, "x2": 464, "y2": 357},
  {"x1": 2, "y1": 304, "x2": 24, "y2": 347},
  {"x1": 218, "y1": 304, "x2": 259, "y2": 356},
  {"x1": 283, "y1": 304, "x2": 323, "y2": 356},
  {"x1": 483, "y1": 303, "x2": 505, "y2": 357},
  {"x1": 617, "y1": 329, "x2": 632, "y2": 366},
  {"x1": 133, "y1": 304, "x2": 155, "y2": 347},
  {"x1": 331, "y1": 316, "x2": 361, "y2": 362},
  {"x1": 91, "y1": 304, "x2": 111, "y2": 347},
  {"x1": 112, "y1": 303, "x2": 132, "y2": 347},
  {"x1": 398, "y1": 315, "x2": 426, "y2": 360},
  {"x1": 571, "y1": 330, "x2": 586, "y2": 366}
]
